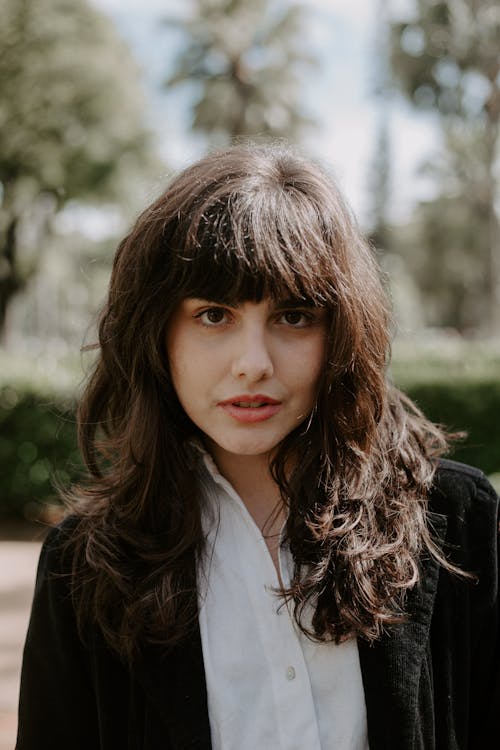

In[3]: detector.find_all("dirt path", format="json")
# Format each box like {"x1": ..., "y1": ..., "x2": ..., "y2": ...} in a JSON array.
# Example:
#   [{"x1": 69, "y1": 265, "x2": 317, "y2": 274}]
[{"x1": 0, "y1": 542, "x2": 42, "y2": 750}]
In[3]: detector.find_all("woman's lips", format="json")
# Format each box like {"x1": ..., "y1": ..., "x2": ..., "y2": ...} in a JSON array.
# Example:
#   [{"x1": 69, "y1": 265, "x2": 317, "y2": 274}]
[{"x1": 218, "y1": 396, "x2": 282, "y2": 423}]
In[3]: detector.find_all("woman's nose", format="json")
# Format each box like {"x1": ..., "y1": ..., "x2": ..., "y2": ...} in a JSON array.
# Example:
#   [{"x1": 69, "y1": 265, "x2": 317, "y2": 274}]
[{"x1": 230, "y1": 328, "x2": 274, "y2": 382}]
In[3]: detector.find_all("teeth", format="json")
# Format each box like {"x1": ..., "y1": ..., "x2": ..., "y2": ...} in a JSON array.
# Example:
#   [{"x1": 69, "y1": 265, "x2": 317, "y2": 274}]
[{"x1": 234, "y1": 401, "x2": 266, "y2": 408}]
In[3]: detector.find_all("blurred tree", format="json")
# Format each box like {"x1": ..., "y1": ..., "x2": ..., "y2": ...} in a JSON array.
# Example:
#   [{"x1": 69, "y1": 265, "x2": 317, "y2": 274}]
[
  {"x1": 164, "y1": 0, "x2": 316, "y2": 143},
  {"x1": 368, "y1": 0, "x2": 393, "y2": 253},
  {"x1": 396, "y1": 122, "x2": 492, "y2": 332},
  {"x1": 0, "y1": 0, "x2": 151, "y2": 337},
  {"x1": 390, "y1": 0, "x2": 500, "y2": 334},
  {"x1": 395, "y1": 201, "x2": 489, "y2": 331}
]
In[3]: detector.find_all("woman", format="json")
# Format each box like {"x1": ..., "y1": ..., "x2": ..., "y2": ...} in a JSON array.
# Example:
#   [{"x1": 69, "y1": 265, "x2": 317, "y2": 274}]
[{"x1": 17, "y1": 144, "x2": 499, "y2": 749}]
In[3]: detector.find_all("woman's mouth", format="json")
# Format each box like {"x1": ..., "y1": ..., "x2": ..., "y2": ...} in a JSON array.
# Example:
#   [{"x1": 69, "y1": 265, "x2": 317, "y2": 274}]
[
  {"x1": 218, "y1": 395, "x2": 282, "y2": 423},
  {"x1": 232, "y1": 401, "x2": 268, "y2": 408}
]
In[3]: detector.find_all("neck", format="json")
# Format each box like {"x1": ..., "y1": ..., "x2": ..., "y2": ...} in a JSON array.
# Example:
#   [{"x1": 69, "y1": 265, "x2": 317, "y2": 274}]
[{"x1": 206, "y1": 444, "x2": 285, "y2": 535}]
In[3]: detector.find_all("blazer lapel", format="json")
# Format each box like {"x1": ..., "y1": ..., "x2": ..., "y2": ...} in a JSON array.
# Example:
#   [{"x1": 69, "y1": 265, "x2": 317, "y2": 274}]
[
  {"x1": 134, "y1": 625, "x2": 211, "y2": 750},
  {"x1": 358, "y1": 511, "x2": 447, "y2": 750}
]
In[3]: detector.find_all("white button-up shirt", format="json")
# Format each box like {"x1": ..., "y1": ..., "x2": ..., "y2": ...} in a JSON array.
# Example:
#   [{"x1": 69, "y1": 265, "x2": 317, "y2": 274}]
[{"x1": 196, "y1": 448, "x2": 370, "y2": 750}]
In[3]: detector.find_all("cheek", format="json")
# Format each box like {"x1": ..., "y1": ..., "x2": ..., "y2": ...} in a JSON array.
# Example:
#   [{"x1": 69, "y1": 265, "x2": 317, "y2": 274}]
[
  {"x1": 169, "y1": 344, "x2": 188, "y2": 379},
  {"x1": 168, "y1": 340, "x2": 217, "y2": 418},
  {"x1": 168, "y1": 360, "x2": 202, "y2": 423},
  {"x1": 166, "y1": 333, "x2": 196, "y2": 405},
  {"x1": 169, "y1": 350, "x2": 198, "y2": 400},
  {"x1": 293, "y1": 338, "x2": 326, "y2": 392},
  {"x1": 166, "y1": 340, "x2": 183, "y2": 390}
]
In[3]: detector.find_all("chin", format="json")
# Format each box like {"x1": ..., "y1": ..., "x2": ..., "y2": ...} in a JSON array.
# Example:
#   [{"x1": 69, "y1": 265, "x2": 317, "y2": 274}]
[{"x1": 217, "y1": 437, "x2": 279, "y2": 458}]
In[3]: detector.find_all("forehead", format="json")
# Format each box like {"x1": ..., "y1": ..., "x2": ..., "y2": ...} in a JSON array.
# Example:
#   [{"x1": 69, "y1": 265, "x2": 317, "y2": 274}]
[{"x1": 179, "y1": 295, "x2": 321, "y2": 310}]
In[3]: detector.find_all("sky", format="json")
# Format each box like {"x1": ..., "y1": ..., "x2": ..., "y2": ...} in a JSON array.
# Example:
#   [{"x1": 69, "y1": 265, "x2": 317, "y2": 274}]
[{"x1": 90, "y1": 0, "x2": 439, "y2": 227}]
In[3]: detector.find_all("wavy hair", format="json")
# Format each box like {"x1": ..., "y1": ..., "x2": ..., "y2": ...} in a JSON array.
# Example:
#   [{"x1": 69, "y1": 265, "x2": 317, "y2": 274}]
[{"x1": 65, "y1": 143, "x2": 456, "y2": 661}]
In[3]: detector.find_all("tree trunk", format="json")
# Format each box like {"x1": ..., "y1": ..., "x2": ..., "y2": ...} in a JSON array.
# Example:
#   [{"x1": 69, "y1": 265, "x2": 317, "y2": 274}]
[
  {"x1": 0, "y1": 216, "x2": 23, "y2": 342},
  {"x1": 485, "y1": 119, "x2": 500, "y2": 338}
]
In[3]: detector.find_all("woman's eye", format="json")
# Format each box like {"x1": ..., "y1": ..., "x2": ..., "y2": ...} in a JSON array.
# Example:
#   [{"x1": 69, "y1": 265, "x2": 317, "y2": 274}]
[
  {"x1": 198, "y1": 307, "x2": 227, "y2": 326},
  {"x1": 281, "y1": 310, "x2": 310, "y2": 327}
]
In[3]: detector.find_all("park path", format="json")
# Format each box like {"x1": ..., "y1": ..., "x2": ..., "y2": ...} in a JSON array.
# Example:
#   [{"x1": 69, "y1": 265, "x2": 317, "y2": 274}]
[{"x1": 0, "y1": 540, "x2": 42, "y2": 750}]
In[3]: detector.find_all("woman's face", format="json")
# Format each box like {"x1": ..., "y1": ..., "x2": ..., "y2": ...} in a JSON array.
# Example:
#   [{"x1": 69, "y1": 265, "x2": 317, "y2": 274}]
[{"x1": 166, "y1": 296, "x2": 327, "y2": 468}]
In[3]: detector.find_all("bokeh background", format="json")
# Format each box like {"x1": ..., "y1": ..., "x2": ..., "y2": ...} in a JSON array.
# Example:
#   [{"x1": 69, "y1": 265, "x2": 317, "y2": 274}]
[{"x1": 1, "y1": 0, "x2": 499, "y2": 744}]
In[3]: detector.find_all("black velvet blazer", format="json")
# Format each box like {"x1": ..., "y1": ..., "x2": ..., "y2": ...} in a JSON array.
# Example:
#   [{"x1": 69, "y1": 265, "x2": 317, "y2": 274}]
[{"x1": 16, "y1": 460, "x2": 499, "y2": 750}]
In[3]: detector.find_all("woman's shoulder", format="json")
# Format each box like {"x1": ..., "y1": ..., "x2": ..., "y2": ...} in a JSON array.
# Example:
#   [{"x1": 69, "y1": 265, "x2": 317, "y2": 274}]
[
  {"x1": 36, "y1": 513, "x2": 83, "y2": 582},
  {"x1": 429, "y1": 459, "x2": 499, "y2": 595},
  {"x1": 430, "y1": 458, "x2": 499, "y2": 518}
]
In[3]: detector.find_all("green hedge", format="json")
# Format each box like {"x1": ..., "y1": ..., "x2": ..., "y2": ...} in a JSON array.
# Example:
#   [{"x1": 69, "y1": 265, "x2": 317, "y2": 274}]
[
  {"x1": 403, "y1": 380, "x2": 500, "y2": 477},
  {"x1": 0, "y1": 386, "x2": 81, "y2": 522},
  {"x1": 1, "y1": 377, "x2": 499, "y2": 522}
]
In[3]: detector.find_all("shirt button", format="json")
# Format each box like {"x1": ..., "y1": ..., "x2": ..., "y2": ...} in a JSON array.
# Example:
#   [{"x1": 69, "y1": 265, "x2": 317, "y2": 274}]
[{"x1": 286, "y1": 666, "x2": 296, "y2": 681}]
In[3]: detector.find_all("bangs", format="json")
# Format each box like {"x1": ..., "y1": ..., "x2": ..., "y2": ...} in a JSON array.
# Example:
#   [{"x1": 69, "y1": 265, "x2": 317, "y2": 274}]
[{"x1": 168, "y1": 186, "x2": 339, "y2": 307}]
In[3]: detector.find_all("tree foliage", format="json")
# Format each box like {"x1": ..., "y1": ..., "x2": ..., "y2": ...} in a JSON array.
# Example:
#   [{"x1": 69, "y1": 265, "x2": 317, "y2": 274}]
[
  {"x1": 396, "y1": 198, "x2": 489, "y2": 331},
  {"x1": 391, "y1": 0, "x2": 500, "y2": 121},
  {"x1": 367, "y1": 0, "x2": 393, "y2": 252},
  {"x1": 390, "y1": 0, "x2": 500, "y2": 334},
  {"x1": 164, "y1": 0, "x2": 316, "y2": 143},
  {"x1": 0, "y1": 0, "x2": 151, "y2": 334}
]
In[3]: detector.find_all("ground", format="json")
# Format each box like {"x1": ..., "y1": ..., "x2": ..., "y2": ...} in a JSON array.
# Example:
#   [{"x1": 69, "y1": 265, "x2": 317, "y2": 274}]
[{"x1": 0, "y1": 532, "x2": 43, "y2": 750}]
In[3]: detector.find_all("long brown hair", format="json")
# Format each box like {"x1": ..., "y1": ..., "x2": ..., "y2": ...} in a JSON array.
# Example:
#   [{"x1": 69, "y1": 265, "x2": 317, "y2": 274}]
[{"x1": 66, "y1": 143, "x2": 455, "y2": 661}]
